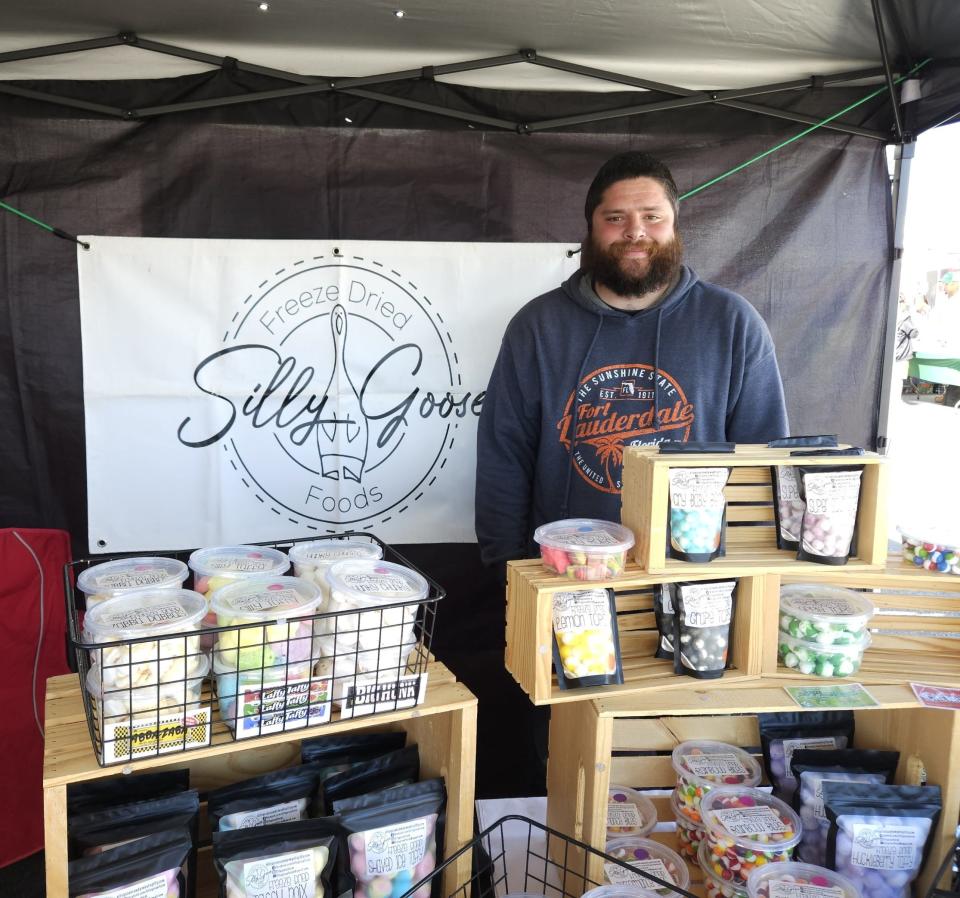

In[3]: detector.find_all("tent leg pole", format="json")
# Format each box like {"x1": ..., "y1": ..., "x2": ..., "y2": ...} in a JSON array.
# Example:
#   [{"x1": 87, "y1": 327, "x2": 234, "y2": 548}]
[{"x1": 875, "y1": 140, "x2": 915, "y2": 454}]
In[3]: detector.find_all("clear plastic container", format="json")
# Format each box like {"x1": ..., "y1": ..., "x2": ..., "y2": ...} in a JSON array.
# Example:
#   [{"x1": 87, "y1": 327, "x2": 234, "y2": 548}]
[
  {"x1": 603, "y1": 838, "x2": 689, "y2": 896},
  {"x1": 210, "y1": 576, "x2": 322, "y2": 673},
  {"x1": 671, "y1": 740, "x2": 762, "y2": 822},
  {"x1": 76, "y1": 557, "x2": 188, "y2": 610},
  {"x1": 747, "y1": 862, "x2": 863, "y2": 898},
  {"x1": 778, "y1": 629, "x2": 870, "y2": 678},
  {"x1": 698, "y1": 840, "x2": 749, "y2": 898},
  {"x1": 778, "y1": 585, "x2": 875, "y2": 645},
  {"x1": 582, "y1": 886, "x2": 662, "y2": 898},
  {"x1": 188, "y1": 545, "x2": 290, "y2": 597},
  {"x1": 82, "y1": 588, "x2": 207, "y2": 689},
  {"x1": 607, "y1": 785, "x2": 657, "y2": 839},
  {"x1": 533, "y1": 519, "x2": 634, "y2": 580},
  {"x1": 670, "y1": 788, "x2": 706, "y2": 861},
  {"x1": 900, "y1": 526, "x2": 960, "y2": 575},
  {"x1": 701, "y1": 785, "x2": 802, "y2": 884},
  {"x1": 288, "y1": 539, "x2": 383, "y2": 593}
]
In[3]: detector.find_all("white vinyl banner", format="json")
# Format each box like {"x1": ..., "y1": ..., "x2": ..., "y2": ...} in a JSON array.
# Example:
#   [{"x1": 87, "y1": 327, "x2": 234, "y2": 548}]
[{"x1": 78, "y1": 237, "x2": 578, "y2": 552}]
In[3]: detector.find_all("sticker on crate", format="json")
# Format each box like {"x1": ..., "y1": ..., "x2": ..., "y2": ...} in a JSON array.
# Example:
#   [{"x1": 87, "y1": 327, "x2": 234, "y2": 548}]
[
  {"x1": 231, "y1": 677, "x2": 332, "y2": 739},
  {"x1": 910, "y1": 682, "x2": 960, "y2": 711},
  {"x1": 784, "y1": 682, "x2": 879, "y2": 709},
  {"x1": 339, "y1": 672, "x2": 428, "y2": 719},
  {"x1": 102, "y1": 706, "x2": 212, "y2": 763}
]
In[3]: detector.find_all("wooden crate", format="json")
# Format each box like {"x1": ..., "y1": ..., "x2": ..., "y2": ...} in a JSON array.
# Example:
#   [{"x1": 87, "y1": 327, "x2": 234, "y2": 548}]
[
  {"x1": 621, "y1": 444, "x2": 889, "y2": 574},
  {"x1": 44, "y1": 661, "x2": 477, "y2": 898},
  {"x1": 505, "y1": 558, "x2": 772, "y2": 704},
  {"x1": 546, "y1": 684, "x2": 959, "y2": 898},
  {"x1": 765, "y1": 560, "x2": 960, "y2": 687}
]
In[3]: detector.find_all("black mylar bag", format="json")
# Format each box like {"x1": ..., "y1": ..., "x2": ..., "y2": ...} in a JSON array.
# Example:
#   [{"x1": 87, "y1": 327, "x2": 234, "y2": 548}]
[
  {"x1": 671, "y1": 580, "x2": 736, "y2": 680},
  {"x1": 551, "y1": 587, "x2": 624, "y2": 689},
  {"x1": 320, "y1": 744, "x2": 420, "y2": 815}
]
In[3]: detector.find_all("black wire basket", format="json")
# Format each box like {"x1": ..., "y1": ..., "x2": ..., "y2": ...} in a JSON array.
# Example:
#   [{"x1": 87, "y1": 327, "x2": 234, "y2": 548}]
[
  {"x1": 925, "y1": 833, "x2": 960, "y2": 898},
  {"x1": 63, "y1": 533, "x2": 443, "y2": 766},
  {"x1": 402, "y1": 815, "x2": 695, "y2": 898}
]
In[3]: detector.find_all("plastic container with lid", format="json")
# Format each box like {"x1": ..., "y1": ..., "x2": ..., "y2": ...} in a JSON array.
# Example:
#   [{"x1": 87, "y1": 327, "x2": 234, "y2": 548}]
[
  {"x1": 746, "y1": 862, "x2": 862, "y2": 898},
  {"x1": 582, "y1": 886, "x2": 661, "y2": 898},
  {"x1": 607, "y1": 785, "x2": 657, "y2": 839},
  {"x1": 188, "y1": 545, "x2": 290, "y2": 597},
  {"x1": 900, "y1": 524, "x2": 960, "y2": 575},
  {"x1": 603, "y1": 838, "x2": 689, "y2": 896},
  {"x1": 533, "y1": 519, "x2": 634, "y2": 581},
  {"x1": 211, "y1": 576, "x2": 322, "y2": 673},
  {"x1": 778, "y1": 585, "x2": 875, "y2": 645},
  {"x1": 701, "y1": 785, "x2": 802, "y2": 884},
  {"x1": 288, "y1": 539, "x2": 383, "y2": 593},
  {"x1": 697, "y1": 840, "x2": 749, "y2": 898},
  {"x1": 82, "y1": 588, "x2": 207, "y2": 689},
  {"x1": 76, "y1": 557, "x2": 189, "y2": 610},
  {"x1": 671, "y1": 740, "x2": 762, "y2": 822},
  {"x1": 670, "y1": 788, "x2": 706, "y2": 861},
  {"x1": 778, "y1": 629, "x2": 870, "y2": 678}
]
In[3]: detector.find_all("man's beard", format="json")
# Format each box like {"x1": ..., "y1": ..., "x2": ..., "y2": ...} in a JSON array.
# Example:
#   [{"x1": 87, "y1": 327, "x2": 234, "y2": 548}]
[{"x1": 581, "y1": 231, "x2": 684, "y2": 298}]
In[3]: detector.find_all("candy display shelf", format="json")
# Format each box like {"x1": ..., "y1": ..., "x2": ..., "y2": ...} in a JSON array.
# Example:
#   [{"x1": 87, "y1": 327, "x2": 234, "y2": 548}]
[
  {"x1": 43, "y1": 660, "x2": 477, "y2": 898},
  {"x1": 621, "y1": 444, "x2": 889, "y2": 573}
]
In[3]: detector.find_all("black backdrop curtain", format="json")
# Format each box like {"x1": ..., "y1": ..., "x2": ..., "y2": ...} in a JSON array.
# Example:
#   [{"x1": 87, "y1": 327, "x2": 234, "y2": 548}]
[{"x1": 0, "y1": 74, "x2": 894, "y2": 794}]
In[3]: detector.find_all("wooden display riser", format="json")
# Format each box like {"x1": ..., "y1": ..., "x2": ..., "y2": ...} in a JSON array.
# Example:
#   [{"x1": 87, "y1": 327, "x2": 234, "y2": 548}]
[
  {"x1": 44, "y1": 661, "x2": 477, "y2": 898},
  {"x1": 546, "y1": 692, "x2": 960, "y2": 897}
]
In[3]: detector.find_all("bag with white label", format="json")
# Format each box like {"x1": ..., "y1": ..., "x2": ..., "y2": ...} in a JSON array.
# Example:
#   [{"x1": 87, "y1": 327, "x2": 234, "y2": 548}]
[
  {"x1": 671, "y1": 580, "x2": 736, "y2": 680},
  {"x1": 796, "y1": 465, "x2": 864, "y2": 565},
  {"x1": 336, "y1": 778, "x2": 445, "y2": 898},
  {"x1": 652, "y1": 585, "x2": 675, "y2": 661},
  {"x1": 551, "y1": 588, "x2": 623, "y2": 689},
  {"x1": 666, "y1": 467, "x2": 730, "y2": 563},
  {"x1": 823, "y1": 782, "x2": 942, "y2": 898},
  {"x1": 790, "y1": 749, "x2": 899, "y2": 867},
  {"x1": 212, "y1": 817, "x2": 341, "y2": 898},
  {"x1": 758, "y1": 711, "x2": 854, "y2": 803},
  {"x1": 320, "y1": 745, "x2": 420, "y2": 816},
  {"x1": 208, "y1": 765, "x2": 322, "y2": 833},
  {"x1": 768, "y1": 437, "x2": 840, "y2": 550},
  {"x1": 68, "y1": 827, "x2": 192, "y2": 898}
]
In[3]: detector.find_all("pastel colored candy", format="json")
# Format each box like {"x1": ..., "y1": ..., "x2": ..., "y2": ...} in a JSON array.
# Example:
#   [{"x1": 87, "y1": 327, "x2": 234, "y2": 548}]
[
  {"x1": 347, "y1": 814, "x2": 437, "y2": 898},
  {"x1": 901, "y1": 536, "x2": 960, "y2": 575},
  {"x1": 670, "y1": 506, "x2": 723, "y2": 554}
]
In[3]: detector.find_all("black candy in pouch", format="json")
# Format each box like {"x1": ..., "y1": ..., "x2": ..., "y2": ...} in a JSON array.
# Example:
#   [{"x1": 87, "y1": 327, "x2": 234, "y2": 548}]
[
  {"x1": 796, "y1": 465, "x2": 865, "y2": 565},
  {"x1": 758, "y1": 711, "x2": 854, "y2": 801},
  {"x1": 208, "y1": 764, "x2": 322, "y2": 832},
  {"x1": 671, "y1": 580, "x2": 736, "y2": 680},
  {"x1": 301, "y1": 731, "x2": 405, "y2": 765},
  {"x1": 336, "y1": 778, "x2": 446, "y2": 898},
  {"x1": 213, "y1": 817, "x2": 341, "y2": 898},
  {"x1": 320, "y1": 745, "x2": 420, "y2": 815},
  {"x1": 653, "y1": 584, "x2": 675, "y2": 661},
  {"x1": 551, "y1": 587, "x2": 624, "y2": 689},
  {"x1": 68, "y1": 769, "x2": 190, "y2": 816},
  {"x1": 666, "y1": 467, "x2": 730, "y2": 563},
  {"x1": 68, "y1": 827, "x2": 192, "y2": 898}
]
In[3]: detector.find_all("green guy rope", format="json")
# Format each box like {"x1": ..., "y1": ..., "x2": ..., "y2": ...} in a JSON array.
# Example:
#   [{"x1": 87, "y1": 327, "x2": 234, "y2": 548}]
[
  {"x1": 680, "y1": 57, "x2": 932, "y2": 201},
  {"x1": 0, "y1": 199, "x2": 90, "y2": 249}
]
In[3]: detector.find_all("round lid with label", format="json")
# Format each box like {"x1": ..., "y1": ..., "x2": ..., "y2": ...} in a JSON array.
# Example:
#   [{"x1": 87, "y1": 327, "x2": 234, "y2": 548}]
[
  {"x1": 288, "y1": 539, "x2": 383, "y2": 567},
  {"x1": 779, "y1": 585, "x2": 875, "y2": 626},
  {"x1": 697, "y1": 841, "x2": 748, "y2": 898},
  {"x1": 671, "y1": 740, "x2": 762, "y2": 788},
  {"x1": 603, "y1": 838, "x2": 689, "y2": 892},
  {"x1": 77, "y1": 557, "x2": 189, "y2": 597},
  {"x1": 210, "y1": 576, "x2": 322, "y2": 620},
  {"x1": 607, "y1": 785, "x2": 657, "y2": 838},
  {"x1": 700, "y1": 786, "x2": 802, "y2": 852},
  {"x1": 533, "y1": 519, "x2": 635, "y2": 553},
  {"x1": 83, "y1": 588, "x2": 207, "y2": 641},
  {"x1": 188, "y1": 545, "x2": 289, "y2": 578},
  {"x1": 325, "y1": 559, "x2": 430, "y2": 606},
  {"x1": 746, "y1": 861, "x2": 862, "y2": 898},
  {"x1": 581, "y1": 886, "x2": 662, "y2": 898}
]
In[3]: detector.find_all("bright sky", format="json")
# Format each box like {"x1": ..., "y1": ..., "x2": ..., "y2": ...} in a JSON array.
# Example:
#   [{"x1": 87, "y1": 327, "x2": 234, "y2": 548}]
[{"x1": 903, "y1": 120, "x2": 960, "y2": 262}]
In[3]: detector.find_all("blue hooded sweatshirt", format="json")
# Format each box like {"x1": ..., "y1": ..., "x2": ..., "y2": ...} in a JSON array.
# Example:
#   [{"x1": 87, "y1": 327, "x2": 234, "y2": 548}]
[{"x1": 475, "y1": 265, "x2": 788, "y2": 566}]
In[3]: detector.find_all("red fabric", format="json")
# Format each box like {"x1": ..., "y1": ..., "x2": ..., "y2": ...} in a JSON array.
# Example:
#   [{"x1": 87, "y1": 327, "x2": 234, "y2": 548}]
[{"x1": 0, "y1": 528, "x2": 72, "y2": 867}]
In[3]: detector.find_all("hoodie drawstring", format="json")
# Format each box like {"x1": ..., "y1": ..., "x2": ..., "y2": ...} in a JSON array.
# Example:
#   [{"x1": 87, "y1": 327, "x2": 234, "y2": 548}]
[{"x1": 653, "y1": 307, "x2": 663, "y2": 437}]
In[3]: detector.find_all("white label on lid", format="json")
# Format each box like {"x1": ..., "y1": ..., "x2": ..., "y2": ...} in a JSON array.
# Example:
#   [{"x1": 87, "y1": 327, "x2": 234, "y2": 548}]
[
  {"x1": 305, "y1": 546, "x2": 376, "y2": 561},
  {"x1": 93, "y1": 872, "x2": 170, "y2": 898},
  {"x1": 94, "y1": 569, "x2": 172, "y2": 589},
  {"x1": 364, "y1": 817, "x2": 428, "y2": 876},
  {"x1": 713, "y1": 806, "x2": 790, "y2": 836},
  {"x1": 242, "y1": 848, "x2": 318, "y2": 897},
  {"x1": 607, "y1": 801, "x2": 643, "y2": 828},
  {"x1": 769, "y1": 883, "x2": 845, "y2": 898},
  {"x1": 550, "y1": 528, "x2": 620, "y2": 547},
  {"x1": 682, "y1": 752, "x2": 748, "y2": 778},
  {"x1": 776, "y1": 466, "x2": 801, "y2": 501},
  {"x1": 789, "y1": 596, "x2": 860, "y2": 617},
  {"x1": 604, "y1": 859, "x2": 673, "y2": 888},
  {"x1": 342, "y1": 573, "x2": 412, "y2": 594},
  {"x1": 209, "y1": 555, "x2": 273, "y2": 572},
  {"x1": 103, "y1": 602, "x2": 186, "y2": 629},
  {"x1": 679, "y1": 582, "x2": 733, "y2": 628},
  {"x1": 231, "y1": 587, "x2": 302, "y2": 613},
  {"x1": 223, "y1": 798, "x2": 305, "y2": 830},
  {"x1": 781, "y1": 736, "x2": 838, "y2": 772},
  {"x1": 850, "y1": 823, "x2": 918, "y2": 870}
]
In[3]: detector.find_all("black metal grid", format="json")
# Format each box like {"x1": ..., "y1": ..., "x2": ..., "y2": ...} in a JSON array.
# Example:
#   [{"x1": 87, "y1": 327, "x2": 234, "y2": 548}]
[
  {"x1": 63, "y1": 533, "x2": 442, "y2": 766},
  {"x1": 926, "y1": 833, "x2": 960, "y2": 898},
  {"x1": 402, "y1": 814, "x2": 696, "y2": 898}
]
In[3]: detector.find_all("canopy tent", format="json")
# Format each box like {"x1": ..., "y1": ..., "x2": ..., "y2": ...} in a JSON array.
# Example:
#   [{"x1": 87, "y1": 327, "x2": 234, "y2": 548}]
[{"x1": 2, "y1": 0, "x2": 958, "y2": 795}]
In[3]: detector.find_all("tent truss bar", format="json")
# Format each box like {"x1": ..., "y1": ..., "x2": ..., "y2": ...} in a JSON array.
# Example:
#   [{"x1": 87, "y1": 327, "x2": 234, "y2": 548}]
[
  {"x1": 0, "y1": 32, "x2": 900, "y2": 139},
  {"x1": 871, "y1": 0, "x2": 906, "y2": 142}
]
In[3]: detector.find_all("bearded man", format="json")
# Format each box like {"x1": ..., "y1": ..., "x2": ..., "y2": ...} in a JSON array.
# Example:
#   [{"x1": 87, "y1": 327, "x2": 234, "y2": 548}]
[{"x1": 475, "y1": 151, "x2": 789, "y2": 567}]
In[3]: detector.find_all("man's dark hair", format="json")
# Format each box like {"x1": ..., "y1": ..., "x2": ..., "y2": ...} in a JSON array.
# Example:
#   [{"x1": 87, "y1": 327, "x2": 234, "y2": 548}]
[{"x1": 584, "y1": 151, "x2": 680, "y2": 228}]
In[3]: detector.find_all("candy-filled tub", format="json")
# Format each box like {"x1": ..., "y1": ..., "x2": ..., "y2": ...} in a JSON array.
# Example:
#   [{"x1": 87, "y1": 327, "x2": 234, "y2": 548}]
[
  {"x1": 602, "y1": 837, "x2": 689, "y2": 896},
  {"x1": 671, "y1": 740, "x2": 762, "y2": 823},
  {"x1": 778, "y1": 585, "x2": 875, "y2": 645},
  {"x1": 288, "y1": 538, "x2": 383, "y2": 596},
  {"x1": 533, "y1": 519, "x2": 634, "y2": 580},
  {"x1": 607, "y1": 786, "x2": 657, "y2": 840},
  {"x1": 76, "y1": 556, "x2": 189, "y2": 611},
  {"x1": 698, "y1": 841, "x2": 749, "y2": 898},
  {"x1": 778, "y1": 630, "x2": 870, "y2": 678},
  {"x1": 746, "y1": 861, "x2": 862, "y2": 898}
]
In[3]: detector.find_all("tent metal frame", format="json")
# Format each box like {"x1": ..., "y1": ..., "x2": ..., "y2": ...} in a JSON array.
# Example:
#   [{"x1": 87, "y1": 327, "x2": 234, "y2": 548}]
[{"x1": 0, "y1": 31, "x2": 900, "y2": 140}]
